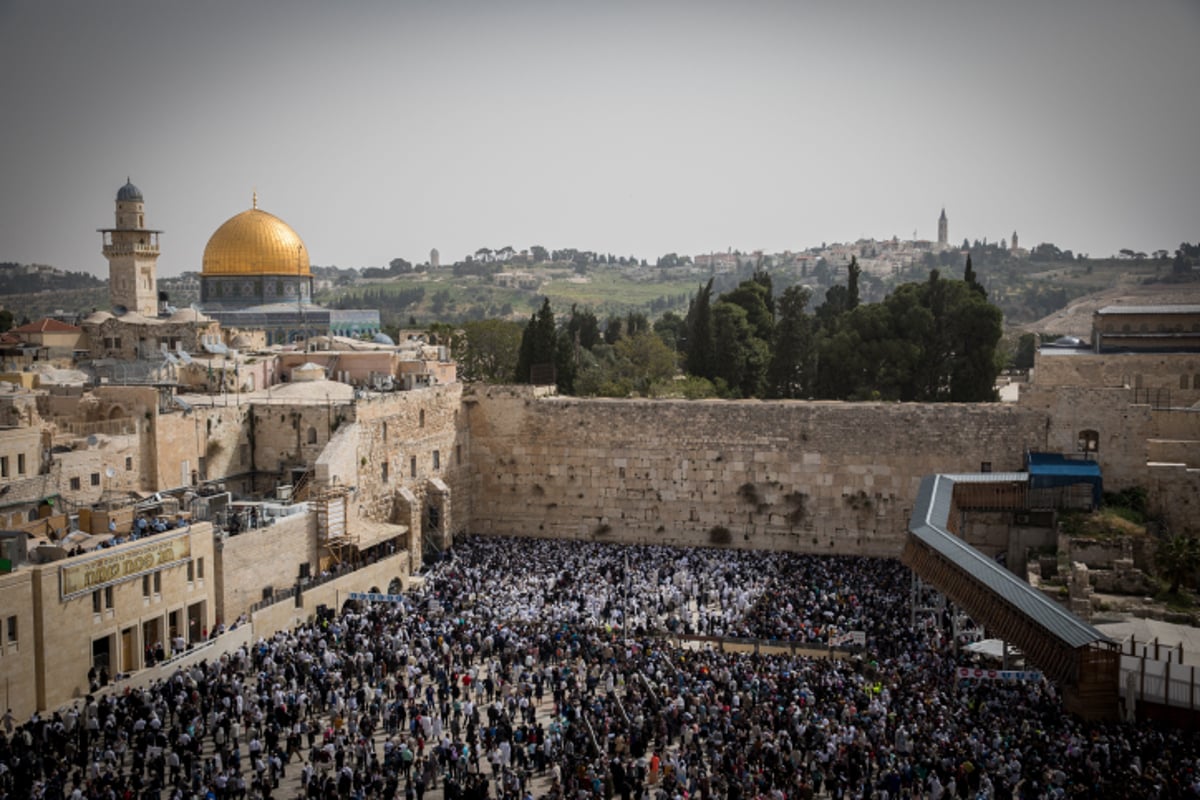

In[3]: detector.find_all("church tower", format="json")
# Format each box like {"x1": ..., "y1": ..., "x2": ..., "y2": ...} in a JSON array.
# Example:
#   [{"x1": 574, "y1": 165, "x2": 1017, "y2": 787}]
[
  {"x1": 1011, "y1": 230, "x2": 1019, "y2": 252},
  {"x1": 937, "y1": 208, "x2": 948, "y2": 246},
  {"x1": 100, "y1": 179, "x2": 161, "y2": 316}
]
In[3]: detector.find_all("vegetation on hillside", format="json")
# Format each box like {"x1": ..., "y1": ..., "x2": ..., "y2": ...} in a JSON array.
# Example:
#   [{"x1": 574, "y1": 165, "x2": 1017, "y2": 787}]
[{"x1": 504, "y1": 255, "x2": 1003, "y2": 401}]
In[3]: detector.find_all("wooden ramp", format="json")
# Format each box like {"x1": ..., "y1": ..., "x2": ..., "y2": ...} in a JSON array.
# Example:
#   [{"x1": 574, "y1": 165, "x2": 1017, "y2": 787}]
[{"x1": 904, "y1": 473, "x2": 1119, "y2": 720}]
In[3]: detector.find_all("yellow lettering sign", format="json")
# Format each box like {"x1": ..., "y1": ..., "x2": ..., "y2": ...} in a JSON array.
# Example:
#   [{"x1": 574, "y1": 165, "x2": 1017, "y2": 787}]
[{"x1": 60, "y1": 533, "x2": 192, "y2": 599}]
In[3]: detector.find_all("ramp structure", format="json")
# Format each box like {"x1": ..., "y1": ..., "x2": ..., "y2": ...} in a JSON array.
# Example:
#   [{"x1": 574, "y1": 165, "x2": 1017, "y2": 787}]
[{"x1": 902, "y1": 473, "x2": 1119, "y2": 719}]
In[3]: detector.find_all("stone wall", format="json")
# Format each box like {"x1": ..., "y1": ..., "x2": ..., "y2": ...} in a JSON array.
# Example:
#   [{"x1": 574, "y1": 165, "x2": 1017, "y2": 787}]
[
  {"x1": 1146, "y1": 462, "x2": 1200, "y2": 536},
  {"x1": 0, "y1": 569, "x2": 37, "y2": 719},
  {"x1": 352, "y1": 384, "x2": 470, "y2": 542},
  {"x1": 249, "y1": 551, "x2": 410, "y2": 635},
  {"x1": 465, "y1": 388, "x2": 1049, "y2": 556},
  {"x1": 1033, "y1": 350, "x2": 1200, "y2": 405},
  {"x1": 214, "y1": 512, "x2": 317, "y2": 623},
  {"x1": 1021, "y1": 386, "x2": 1152, "y2": 489}
]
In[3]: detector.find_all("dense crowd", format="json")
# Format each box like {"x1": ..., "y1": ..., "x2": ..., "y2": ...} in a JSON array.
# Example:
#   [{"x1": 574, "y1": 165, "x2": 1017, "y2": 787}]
[{"x1": 1, "y1": 535, "x2": 1198, "y2": 800}]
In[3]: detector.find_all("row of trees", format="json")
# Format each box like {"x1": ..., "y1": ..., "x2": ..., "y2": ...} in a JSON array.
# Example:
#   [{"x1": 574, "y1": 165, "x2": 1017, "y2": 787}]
[{"x1": 501, "y1": 256, "x2": 1002, "y2": 401}]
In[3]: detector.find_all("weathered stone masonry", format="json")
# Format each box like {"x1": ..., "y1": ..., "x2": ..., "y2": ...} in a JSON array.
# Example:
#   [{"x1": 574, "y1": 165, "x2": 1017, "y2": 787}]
[{"x1": 465, "y1": 388, "x2": 1051, "y2": 556}]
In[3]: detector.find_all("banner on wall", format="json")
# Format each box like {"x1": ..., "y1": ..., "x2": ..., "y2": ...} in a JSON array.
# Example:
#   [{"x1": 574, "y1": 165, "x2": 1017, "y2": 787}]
[{"x1": 956, "y1": 667, "x2": 1043, "y2": 682}]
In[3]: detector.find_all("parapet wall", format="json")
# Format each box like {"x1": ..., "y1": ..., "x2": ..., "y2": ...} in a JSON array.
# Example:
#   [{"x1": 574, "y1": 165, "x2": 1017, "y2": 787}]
[{"x1": 466, "y1": 388, "x2": 1050, "y2": 556}]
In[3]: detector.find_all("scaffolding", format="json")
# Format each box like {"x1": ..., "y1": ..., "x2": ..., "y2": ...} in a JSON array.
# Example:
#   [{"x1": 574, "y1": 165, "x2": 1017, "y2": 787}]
[{"x1": 312, "y1": 486, "x2": 354, "y2": 568}]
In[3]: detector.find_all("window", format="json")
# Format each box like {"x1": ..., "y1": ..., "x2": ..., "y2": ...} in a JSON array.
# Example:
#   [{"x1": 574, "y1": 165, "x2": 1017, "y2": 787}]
[
  {"x1": 980, "y1": 462, "x2": 992, "y2": 473},
  {"x1": 17, "y1": 454, "x2": 25, "y2": 475},
  {"x1": 197, "y1": 557, "x2": 204, "y2": 579},
  {"x1": 381, "y1": 461, "x2": 389, "y2": 483},
  {"x1": 382, "y1": 422, "x2": 388, "y2": 443},
  {"x1": 92, "y1": 590, "x2": 102, "y2": 614},
  {"x1": 1183, "y1": 375, "x2": 1190, "y2": 390},
  {"x1": 0, "y1": 456, "x2": 7, "y2": 478},
  {"x1": 104, "y1": 586, "x2": 114, "y2": 609},
  {"x1": 70, "y1": 477, "x2": 81, "y2": 491},
  {"x1": 432, "y1": 450, "x2": 440, "y2": 471},
  {"x1": 154, "y1": 572, "x2": 161, "y2": 594},
  {"x1": 1078, "y1": 429, "x2": 1100, "y2": 453},
  {"x1": 125, "y1": 456, "x2": 133, "y2": 471},
  {"x1": 456, "y1": 445, "x2": 461, "y2": 465},
  {"x1": 1194, "y1": 374, "x2": 1200, "y2": 390},
  {"x1": 187, "y1": 561, "x2": 194, "y2": 582},
  {"x1": 5, "y1": 615, "x2": 16, "y2": 644},
  {"x1": 91, "y1": 472, "x2": 101, "y2": 486},
  {"x1": 307, "y1": 427, "x2": 318, "y2": 445},
  {"x1": 143, "y1": 575, "x2": 151, "y2": 598},
  {"x1": 419, "y1": 409, "x2": 425, "y2": 428},
  {"x1": 410, "y1": 456, "x2": 417, "y2": 478}
]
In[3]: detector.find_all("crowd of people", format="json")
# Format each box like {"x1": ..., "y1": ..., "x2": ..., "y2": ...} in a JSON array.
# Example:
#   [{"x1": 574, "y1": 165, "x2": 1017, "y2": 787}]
[{"x1": 1, "y1": 535, "x2": 1198, "y2": 800}]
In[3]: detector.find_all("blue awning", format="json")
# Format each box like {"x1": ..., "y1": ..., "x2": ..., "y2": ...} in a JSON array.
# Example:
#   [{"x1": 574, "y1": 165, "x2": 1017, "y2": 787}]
[{"x1": 1026, "y1": 452, "x2": 1102, "y2": 508}]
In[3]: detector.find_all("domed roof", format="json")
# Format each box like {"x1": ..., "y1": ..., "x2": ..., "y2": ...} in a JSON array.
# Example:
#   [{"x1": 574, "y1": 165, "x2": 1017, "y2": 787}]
[
  {"x1": 202, "y1": 203, "x2": 310, "y2": 277},
  {"x1": 116, "y1": 178, "x2": 143, "y2": 202},
  {"x1": 169, "y1": 308, "x2": 212, "y2": 323}
]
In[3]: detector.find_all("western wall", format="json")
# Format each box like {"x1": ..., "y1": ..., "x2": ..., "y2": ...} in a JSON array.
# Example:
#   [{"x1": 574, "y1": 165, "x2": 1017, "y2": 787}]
[{"x1": 463, "y1": 387, "x2": 1053, "y2": 556}]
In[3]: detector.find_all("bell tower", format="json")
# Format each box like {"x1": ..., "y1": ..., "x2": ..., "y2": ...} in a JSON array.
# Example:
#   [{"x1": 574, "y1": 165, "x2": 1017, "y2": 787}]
[
  {"x1": 100, "y1": 179, "x2": 161, "y2": 316},
  {"x1": 937, "y1": 208, "x2": 948, "y2": 247}
]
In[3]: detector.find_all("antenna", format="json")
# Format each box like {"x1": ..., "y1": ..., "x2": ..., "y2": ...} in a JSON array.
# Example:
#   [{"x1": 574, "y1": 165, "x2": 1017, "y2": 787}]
[
  {"x1": 105, "y1": 467, "x2": 115, "y2": 479},
  {"x1": 86, "y1": 434, "x2": 98, "y2": 448}
]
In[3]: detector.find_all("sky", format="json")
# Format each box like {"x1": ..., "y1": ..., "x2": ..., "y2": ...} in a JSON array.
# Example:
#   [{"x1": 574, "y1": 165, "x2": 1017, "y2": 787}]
[{"x1": 1, "y1": 0, "x2": 1198, "y2": 278}]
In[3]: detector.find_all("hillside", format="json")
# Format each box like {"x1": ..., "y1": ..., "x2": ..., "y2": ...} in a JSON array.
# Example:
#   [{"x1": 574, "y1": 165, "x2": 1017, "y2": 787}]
[{"x1": 1022, "y1": 283, "x2": 1200, "y2": 339}]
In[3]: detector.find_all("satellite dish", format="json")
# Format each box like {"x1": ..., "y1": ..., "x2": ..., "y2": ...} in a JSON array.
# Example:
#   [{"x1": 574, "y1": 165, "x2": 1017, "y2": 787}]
[
  {"x1": 86, "y1": 434, "x2": 98, "y2": 448},
  {"x1": 105, "y1": 467, "x2": 115, "y2": 479}
]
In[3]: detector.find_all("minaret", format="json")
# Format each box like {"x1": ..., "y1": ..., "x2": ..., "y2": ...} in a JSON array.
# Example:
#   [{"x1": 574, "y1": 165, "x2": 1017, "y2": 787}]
[
  {"x1": 100, "y1": 179, "x2": 161, "y2": 316},
  {"x1": 1011, "y1": 230, "x2": 1019, "y2": 252},
  {"x1": 937, "y1": 208, "x2": 948, "y2": 246}
]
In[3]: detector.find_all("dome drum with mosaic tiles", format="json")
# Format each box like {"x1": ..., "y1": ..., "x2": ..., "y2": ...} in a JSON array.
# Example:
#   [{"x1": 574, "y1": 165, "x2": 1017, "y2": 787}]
[{"x1": 200, "y1": 196, "x2": 313, "y2": 309}]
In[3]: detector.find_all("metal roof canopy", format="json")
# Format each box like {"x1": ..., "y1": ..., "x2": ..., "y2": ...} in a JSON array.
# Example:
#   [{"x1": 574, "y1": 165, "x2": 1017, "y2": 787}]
[
  {"x1": 1026, "y1": 452, "x2": 1102, "y2": 508},
  {"x1": 908, "y1": 474, "x2": 1108, "y2": 650}
]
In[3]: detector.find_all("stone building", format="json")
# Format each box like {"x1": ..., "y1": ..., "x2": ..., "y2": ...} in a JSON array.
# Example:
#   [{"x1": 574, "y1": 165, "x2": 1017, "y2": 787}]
[
  {"x1": 198, "y1": 194, "x2": 381, "y2": 343},
  {"x1": 100, "y1": 179, "x2": 161, "y2": 317},
  {"x1": 1092, "y1": 304, "x2": 1200, "y2": 354}
]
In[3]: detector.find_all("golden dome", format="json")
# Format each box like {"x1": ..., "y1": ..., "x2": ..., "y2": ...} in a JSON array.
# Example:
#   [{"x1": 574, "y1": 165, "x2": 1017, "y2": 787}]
[{"x1": 202, "y1": 205, "x2": 310, "y2": 277}]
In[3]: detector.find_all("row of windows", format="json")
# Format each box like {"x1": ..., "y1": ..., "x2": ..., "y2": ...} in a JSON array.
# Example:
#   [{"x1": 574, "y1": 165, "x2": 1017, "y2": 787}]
[
  {"x1": 0, "y1": 454, "x2": 27, "y2": 478},
  {"x1": 380, "y1": 448, "x2": 459, "y2": 483},
  {"x1": 67, "y1": 458, "x2": 136, "y2": 491},
  {"x1": 1181, "y1": 375, "x2": 1200, "y2": 389},
  {"x1": 1115, "y1": 323, "x2": 1200, "y2": 333}
]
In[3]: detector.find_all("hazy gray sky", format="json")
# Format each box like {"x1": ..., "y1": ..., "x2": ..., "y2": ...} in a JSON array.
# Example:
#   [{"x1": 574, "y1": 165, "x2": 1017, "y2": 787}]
[{"x1": 1, "y1": 0, "x2": 1197, "y2": 277}]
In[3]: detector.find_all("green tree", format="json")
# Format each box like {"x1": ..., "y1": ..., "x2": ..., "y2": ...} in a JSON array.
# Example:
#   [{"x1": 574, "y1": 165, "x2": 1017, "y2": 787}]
[
  {"x1": 1157, "y1": 534, "x2": 1200, "y2": 594},
  {"x1": 456, "y1": 319, "x2": 523, "y2": 383},
  {"x1": 712, "y1": 301, "x2": 769, "y2": 398},
  {"x1": 565, "y1": 305, "x2": 601, "y2": 351},
  {"x1": 653, "y1": 311, "x2": 686, "y2": 351},
  {"x1": 683, "y1": 279, "x2": 716, "y2": 381},
  {"x1": 766, "y1": 285, "x2": 815, "y2": 398},
  {"x1": 847, "y1": 256, "x2": 861, "y2": 310},
  {"x1": 530, "y1": 245, "x2": 549, "y2": 263},
  {"x1": 614, "y1": 331, "x2": 677, "y2": 392},
  {"x1": 514, "y1": 298, "x2": 558, "y2": 383},
  {"x1": 719, "y1": 279, "x2": 774, "y2": 342},
  {"x1": 1013, "y1": 333, "x2": 1037, "y2": 371},
  {"x1": 964, "y1": 253, "x2": 985, "y2": 298},
  {"x1": 0, "y1": 309, "x2": 12, "y2": 333}
]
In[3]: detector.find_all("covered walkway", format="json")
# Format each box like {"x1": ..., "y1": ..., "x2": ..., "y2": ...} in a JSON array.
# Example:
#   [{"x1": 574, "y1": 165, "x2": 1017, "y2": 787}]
[{"x1": 903, "y1": 472, "x2": 1119, "y2": 719}]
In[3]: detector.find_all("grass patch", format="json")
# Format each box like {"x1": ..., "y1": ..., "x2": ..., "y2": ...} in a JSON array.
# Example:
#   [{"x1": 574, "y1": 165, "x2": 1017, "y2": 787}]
[
  {"x1": 1059, "y1": 509, "x2": 1148, "y2": 539},
  {"x1": 1154, "y1": 588, "x2": 1196, "y2": 612}
]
